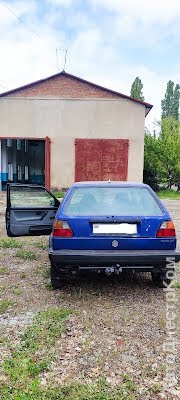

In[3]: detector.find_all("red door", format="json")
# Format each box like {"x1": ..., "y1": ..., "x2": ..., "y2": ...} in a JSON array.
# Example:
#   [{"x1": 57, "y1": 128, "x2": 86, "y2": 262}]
[
  {"x1": 45, "y1": 136, "x2": 50, "y2": 189},
  {"x1": 75, "y1": 139, "x2": 129, "y2": 182}
]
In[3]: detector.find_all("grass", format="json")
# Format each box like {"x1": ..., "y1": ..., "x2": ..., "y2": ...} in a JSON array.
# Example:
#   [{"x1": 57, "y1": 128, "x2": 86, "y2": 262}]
[
  {"x1": 0, "y1": 375, "x2": 162, "y2": 399},
  {"x1": 0, "y1": 238, "x2": 22, "y2": 249},
  {"x1": 0, "y1": 307, "x2": 162, "y2": 399},
  {"x1": 53, "y1": 191, "x2": 65, "y2": 198},
  {"x1": 12, "y1": 288, "x2": 23, "y2": 296},
  {"x1": 122, "y1": 374, "x2": 137, "y2": 392},
  {"x1": 0, "y1": 308, "x2": 72, "y2": 398},
  {"x1": 0, "y1": 379, "x2": 142, "y2": 400},
  {"x1": 172, "y1": 281, "x2": 180, "y2": 289},
  {"x1": 144, "y1": 365, "x2": 158, "y2": 379},
  {"x1": 150, "y1": 383, "x2": 163, "y2": 394},
  {"x1": 156, "y1": 188, "x2": 180, "y2": 200},
  {"x1": 45, "y1": 281, "x2": 53, "y2": 291},
  {"x1": 0, "y1": 267, "x2": 9, "y2": 275},
  {"x1": 36, "y1": 264, "x2": 50, "y2": 278},
  {"x1": 35, "y1": 242, "x2": 48, "y2": 250},
  {"x1": 0, "y1": 300, "x2": 12, "y2": 315},
  {"x1": 16, "y1": 249, "x2": 37, "y2": 260},
  {"x1": 20, "y1": 308, "x2": 71, "y2": 351}
]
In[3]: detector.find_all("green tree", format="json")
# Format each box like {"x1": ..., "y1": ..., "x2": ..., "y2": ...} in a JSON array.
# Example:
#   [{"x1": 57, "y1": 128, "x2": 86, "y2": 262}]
[
  {"x1": 172, "y1": 84, "x2": 180, "y2": 120},
  {"x1": 130, "y1": 77, "x2": 144, "y2": 101},
  {"x1": 158, "y1": 117, "x2": 180, "y2": 188},
  {"x1": 143, "y1": 118, "x2": 180, "y2": 190},
  {"x1": 143, "y1": 130, "x2": 160, "y2": 190},
  {"x1": 161, "y1": 81, "x2": 180, "y2": 120}
]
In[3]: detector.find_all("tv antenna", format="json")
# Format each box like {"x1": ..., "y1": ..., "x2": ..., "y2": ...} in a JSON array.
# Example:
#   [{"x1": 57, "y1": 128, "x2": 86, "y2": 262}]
[{"x1": 56, "y1": 48, "x2": 68, "y2": 72}]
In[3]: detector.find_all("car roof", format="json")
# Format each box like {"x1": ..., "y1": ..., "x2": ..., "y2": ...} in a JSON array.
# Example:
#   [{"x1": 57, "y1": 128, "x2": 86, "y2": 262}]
[{"x1": 72, "y1": 181, "x2": 149, "y2": 188}]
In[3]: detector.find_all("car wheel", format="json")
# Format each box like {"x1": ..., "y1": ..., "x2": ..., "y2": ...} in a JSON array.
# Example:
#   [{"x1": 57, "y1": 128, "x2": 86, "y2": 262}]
[
  {"x1": 50, "y1": 262, "x2": 67, "y2": 290},
  {"x1": 151, "y1": 270, "x2": 174, "y2": 288}
]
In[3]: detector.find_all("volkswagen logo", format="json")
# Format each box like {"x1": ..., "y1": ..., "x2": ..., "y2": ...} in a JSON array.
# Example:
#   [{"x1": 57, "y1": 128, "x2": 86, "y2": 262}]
[{"x1": 112, "y1": 240, "x2": 118, "y2": 248}]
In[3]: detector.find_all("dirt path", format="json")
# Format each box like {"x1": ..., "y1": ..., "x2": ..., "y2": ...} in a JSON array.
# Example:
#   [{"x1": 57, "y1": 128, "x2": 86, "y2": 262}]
[{"x1": 0, "y1": 193, "x2": 179, "y2": 399}]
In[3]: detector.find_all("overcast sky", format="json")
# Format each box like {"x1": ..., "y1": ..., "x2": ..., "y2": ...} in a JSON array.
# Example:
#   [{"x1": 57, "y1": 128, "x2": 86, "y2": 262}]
[{"x1": 0, "y1": 0, "x2": 179, "y2": 130}]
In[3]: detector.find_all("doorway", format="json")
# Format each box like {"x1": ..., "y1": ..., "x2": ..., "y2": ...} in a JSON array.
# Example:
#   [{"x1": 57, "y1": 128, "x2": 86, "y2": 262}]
[{"x1": 0, "y1": 138, "x2": 46, "y2": 190}]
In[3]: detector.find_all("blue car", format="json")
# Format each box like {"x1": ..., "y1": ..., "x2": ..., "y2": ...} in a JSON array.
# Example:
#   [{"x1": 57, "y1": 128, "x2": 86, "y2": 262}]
[{"x1": 6, "y1": 181, "x2": 180, "y2": 289}]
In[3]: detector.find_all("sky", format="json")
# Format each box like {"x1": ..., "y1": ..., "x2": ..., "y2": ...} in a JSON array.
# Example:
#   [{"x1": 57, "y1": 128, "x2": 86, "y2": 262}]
[{"x1": 0, "y1": 0, "x2": 179, "y2": 130}]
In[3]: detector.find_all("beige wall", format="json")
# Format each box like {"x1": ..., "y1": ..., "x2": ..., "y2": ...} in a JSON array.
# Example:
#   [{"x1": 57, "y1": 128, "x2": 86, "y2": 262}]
[{"x1": 0, "y1": 97, "x2": 145, "y2": 188}]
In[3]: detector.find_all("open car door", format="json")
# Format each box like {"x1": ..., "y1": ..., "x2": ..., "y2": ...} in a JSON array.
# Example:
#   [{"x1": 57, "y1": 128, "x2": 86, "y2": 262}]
[{"x1": 6, "y1": 184, "x2": 60, "y2": 237}]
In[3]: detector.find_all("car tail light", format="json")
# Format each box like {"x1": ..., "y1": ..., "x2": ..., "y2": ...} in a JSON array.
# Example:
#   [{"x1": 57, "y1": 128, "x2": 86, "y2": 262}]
[
  {"x1": 52, "y1": 220, "x2": 73, "y2": 237},
  {"x1": 156, "y1": 221, "x2": 176, "y2": 237}
]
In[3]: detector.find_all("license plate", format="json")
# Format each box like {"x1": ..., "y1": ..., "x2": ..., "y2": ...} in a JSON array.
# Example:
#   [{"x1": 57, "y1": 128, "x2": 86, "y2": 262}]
[{"x1": 93, "y1": 223, "x2": 137, "y2": 235}]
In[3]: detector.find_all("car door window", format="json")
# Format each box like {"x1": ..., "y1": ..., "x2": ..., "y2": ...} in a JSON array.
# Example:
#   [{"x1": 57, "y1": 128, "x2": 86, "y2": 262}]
[
  {"x1": 10, "y1": 186, "x2": 56, "y2": 208},
  {"x1": 6, "y1": 185, "x2": 59, "y2": 237}
]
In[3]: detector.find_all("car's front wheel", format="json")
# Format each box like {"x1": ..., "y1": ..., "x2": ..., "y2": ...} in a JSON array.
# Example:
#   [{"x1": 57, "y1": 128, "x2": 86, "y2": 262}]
[{"x1": 151, "y1": 269, "x2": 174, "y2": 288}]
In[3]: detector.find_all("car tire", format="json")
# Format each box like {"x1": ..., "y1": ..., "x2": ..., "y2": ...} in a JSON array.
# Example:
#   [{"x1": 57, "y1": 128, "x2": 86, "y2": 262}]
[
  {"x1": 151, "y1": 270, "x2": 174, "y2": 288},
  {"x1": 50, "y1": 262, "x2": 67, "y2": 290}
]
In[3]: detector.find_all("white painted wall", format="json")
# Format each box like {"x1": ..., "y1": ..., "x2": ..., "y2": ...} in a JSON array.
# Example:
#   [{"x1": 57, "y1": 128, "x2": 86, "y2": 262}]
[{"x1": 0, "y1": 97, "x2": 146, "y2": 188}]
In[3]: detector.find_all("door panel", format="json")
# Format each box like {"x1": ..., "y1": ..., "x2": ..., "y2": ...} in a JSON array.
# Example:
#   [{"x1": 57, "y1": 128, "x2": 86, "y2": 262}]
[
  {"x1": 75, "y1": 139, "x2": 102, "y2": 181},
  {"x1": 75, "y1": 139, "x2": 129, "y2": 182},
  {"x1": 6, "y1": 184, "x2": 60, "y2": 237}
]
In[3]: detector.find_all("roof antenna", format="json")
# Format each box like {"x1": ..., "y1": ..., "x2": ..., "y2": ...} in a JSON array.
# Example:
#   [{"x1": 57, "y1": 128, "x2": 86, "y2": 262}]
[
  {"x1": 56, "y1": 48, "x2": 68, "y2": 72},
  {"x1": 63, "y1": 49, "x2": 68, "y2": 72},
  {"x1": 56, "y1": 48, "x2": 60, "y2": 71}
]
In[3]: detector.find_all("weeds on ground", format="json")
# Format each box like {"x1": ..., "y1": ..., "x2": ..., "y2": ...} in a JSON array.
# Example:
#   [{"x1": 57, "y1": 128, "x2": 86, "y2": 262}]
[
  {"x1": 0, "y1": 238, "x2": 22, "y2": 249},
  {"x1": 0, "y1": 267, "x2": 9, "y2": 275},
  {"x1": 0, "y1": 308, "x2": 72, "y2": 399},
  {"x1": 172, "y1": 281, "x2": 180, "y2": 289},
  {"x1": 0, "y1": 300, "x2": 12, "y2": 314},
  {"x1": 37, "y1": 264, "x2": 50, "y2": 278},
  {"x1": 150, "y1": 383, "x2": 163, "y2": 394},
  {"x1": 0, "y1": 380, "x2": 141, "y2": 400},
  {"x1": 0, "y1": 307, "x2": 163, "y2": 399},
  {"x1": 53, "y1": 191, "x2": 65, "y2": 198},
  {"x1": 122, "y1": 374, "x2": 137, "y2": 392},
  {"x1": 45, "y1": 281, "x2": 53, "y2": 291},
  {"x1": 35, "y1": 242, "x2": 48, "y2": 250},
  {"x1": 16, "y1": 250, "x2": 37, "y2": 260},
  {"x1": 12, "y1": 288, "x2": 23, "y2": 296}
]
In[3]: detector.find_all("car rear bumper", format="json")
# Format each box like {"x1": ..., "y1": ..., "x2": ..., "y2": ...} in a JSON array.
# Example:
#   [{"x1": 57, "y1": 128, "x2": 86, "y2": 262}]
[{"x1": 49, "y1": 249, "x2": 180, "y2": 267}]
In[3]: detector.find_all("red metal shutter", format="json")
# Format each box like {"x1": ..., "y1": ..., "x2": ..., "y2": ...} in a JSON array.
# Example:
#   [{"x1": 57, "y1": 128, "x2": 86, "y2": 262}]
[{"x1": 75, "y1": 139, "x2": 129, "y2": 182}]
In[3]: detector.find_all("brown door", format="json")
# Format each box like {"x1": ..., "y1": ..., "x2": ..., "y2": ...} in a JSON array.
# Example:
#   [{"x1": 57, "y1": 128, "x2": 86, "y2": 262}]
[{"x1": 75, "y1": 139, "x2": 129, "y2": 182}]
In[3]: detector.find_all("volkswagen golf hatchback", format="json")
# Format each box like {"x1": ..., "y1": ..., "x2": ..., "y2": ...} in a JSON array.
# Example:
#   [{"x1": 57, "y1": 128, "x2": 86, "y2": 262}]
[{"x1": 6, "y1": 182, "x2": 180, "y2": 289}]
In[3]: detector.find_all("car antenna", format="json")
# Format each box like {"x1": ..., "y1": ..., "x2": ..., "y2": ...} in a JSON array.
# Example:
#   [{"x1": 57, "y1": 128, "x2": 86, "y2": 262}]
[{"x1": 108, "y1": 179, "x2": 111, "y2": 183}]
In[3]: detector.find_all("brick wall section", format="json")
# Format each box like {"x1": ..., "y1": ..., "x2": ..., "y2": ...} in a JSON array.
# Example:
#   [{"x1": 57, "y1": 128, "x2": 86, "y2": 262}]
[{"x1": 6, "y1": 75, "x2": 120, "y2": 98}]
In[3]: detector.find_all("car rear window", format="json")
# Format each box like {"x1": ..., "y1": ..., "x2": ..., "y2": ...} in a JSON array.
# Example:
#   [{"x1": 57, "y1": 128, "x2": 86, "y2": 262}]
[{"x1": 65, "y1": 187, "x2": 163, "y2": 216}]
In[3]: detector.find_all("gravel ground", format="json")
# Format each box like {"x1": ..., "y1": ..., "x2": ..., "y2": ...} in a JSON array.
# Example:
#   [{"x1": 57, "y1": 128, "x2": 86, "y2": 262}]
[{"x1": 0, "y1": 193, "x2": 179, "y2": 399}]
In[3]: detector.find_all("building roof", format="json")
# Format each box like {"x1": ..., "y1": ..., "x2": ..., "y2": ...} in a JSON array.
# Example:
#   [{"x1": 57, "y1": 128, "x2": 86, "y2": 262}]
[{"x1": 0, "y1": 71, "x2": 153, "y2": 115}]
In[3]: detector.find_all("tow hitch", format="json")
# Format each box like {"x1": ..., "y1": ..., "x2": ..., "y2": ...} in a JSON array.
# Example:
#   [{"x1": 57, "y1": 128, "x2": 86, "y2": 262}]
[{"x1": 105, "y1": 265, "x2": 123, "y2": 275}]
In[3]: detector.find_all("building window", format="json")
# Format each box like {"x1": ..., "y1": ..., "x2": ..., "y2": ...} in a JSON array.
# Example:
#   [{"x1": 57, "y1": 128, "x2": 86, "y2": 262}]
[
  {"x1": 8, "y1": 163, "x2": 13, "y2": 181},
  {"x1": 17, "y1": 139, "x2": 22, "y2": 151},
  {"x1": 6, "y1": 139, "x2": 12, "y2": 148},
  {"x1": 17, "y1": 165, "x2": 22, "y2": 181},
  {"x1": 25, "y1": 166, "x2": 29, "y2": 180},
  {"x1": 25, "y1": 140, "x2": 28, "y2": 153}
]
